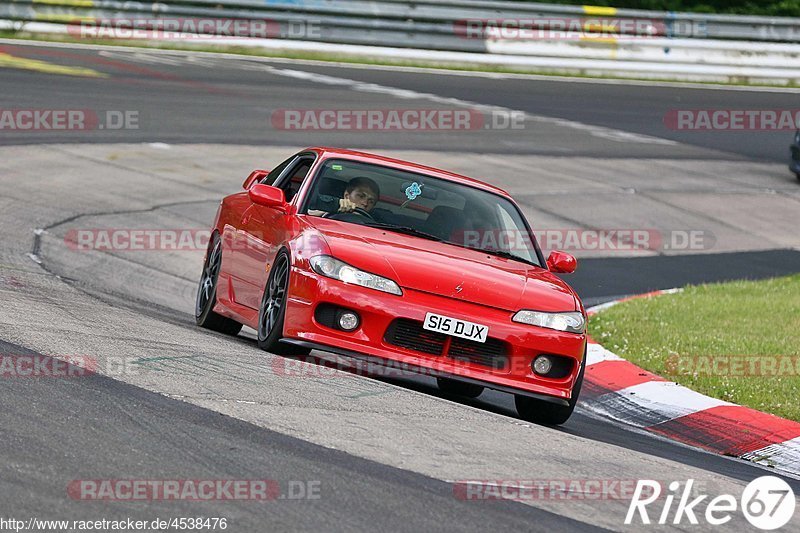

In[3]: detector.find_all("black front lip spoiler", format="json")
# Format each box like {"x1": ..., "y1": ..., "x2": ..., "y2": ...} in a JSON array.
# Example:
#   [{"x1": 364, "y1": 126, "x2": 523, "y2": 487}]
[{"x1": 280, "y1": 338, "x2": 570, "y2": 406}]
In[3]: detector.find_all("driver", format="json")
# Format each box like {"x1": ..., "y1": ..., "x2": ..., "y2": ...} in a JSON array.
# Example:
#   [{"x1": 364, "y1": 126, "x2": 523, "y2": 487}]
[
  {"x1": 338, "y1": 177, "x2": 379, "y2": 214},
  {"x1": 310, "y1": 177, "x2": 380, "y2": 218}
]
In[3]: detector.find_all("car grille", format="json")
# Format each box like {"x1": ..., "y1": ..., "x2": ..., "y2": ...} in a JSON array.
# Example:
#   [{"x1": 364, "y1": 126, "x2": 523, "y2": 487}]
[
  {"x1": 384, "y1": 319, "x2": 509, "y2": 369},
  {"x1": 384, "y1": 319, "x2": 447, "y2": 356},
  {"x1": 448, "y1": 336, "x2": 509, "y2": 370}
]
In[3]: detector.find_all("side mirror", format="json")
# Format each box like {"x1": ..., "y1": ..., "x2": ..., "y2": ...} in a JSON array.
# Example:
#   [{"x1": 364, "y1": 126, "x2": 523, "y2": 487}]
[
  {"x1": 248, "y1": 184, "x2": 287, "y2": 210},
  {"x1": 546, "y1": 250, "x2": 577, "y2": 274},
  {"x1": 243, "y1": 169, "x2": 269, "y2": 190}
]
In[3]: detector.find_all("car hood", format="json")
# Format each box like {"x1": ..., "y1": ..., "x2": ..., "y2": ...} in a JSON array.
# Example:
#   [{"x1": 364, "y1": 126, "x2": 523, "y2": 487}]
[{"x1": 308, "y1": 218, "x2": 578, "y2": 313}]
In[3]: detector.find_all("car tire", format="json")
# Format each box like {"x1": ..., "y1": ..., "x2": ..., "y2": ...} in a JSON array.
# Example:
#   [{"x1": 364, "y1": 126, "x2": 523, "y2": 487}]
[
  {"x1": 257, "y1": 250, "x2": 309, "y2": 355},
  {"x1": 437, "y1": 377, "x2": 484, "y2": 398},
  {"x1": 195, "y1": 232, "x2": 243, "y2": 336},
  {"x1": 514, "y1": 347, "x2": 586, "y2": 426},
  {"x1": 795, "y1": 172, "x2": 800, "y2": 183}
]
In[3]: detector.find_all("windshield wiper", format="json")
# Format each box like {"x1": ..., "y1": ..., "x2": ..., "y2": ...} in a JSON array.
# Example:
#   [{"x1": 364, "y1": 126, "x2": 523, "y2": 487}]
[
  {"x1": 364, "y1": 222, "x2": 444, "y2": 242},
  {"x1": 365, "y1": 222, "x2": 539, "y2": 267},
  {"x1": 461, "y1": 246, "x2": 539, "y2": 267}
]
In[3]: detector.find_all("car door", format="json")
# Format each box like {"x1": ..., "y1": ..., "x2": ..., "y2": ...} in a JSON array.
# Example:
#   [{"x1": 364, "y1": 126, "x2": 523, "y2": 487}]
[
  {"x1": 223, "y1": 155, "x2": 294, "y2": 307},
  {"x1": 235, "y1": 154, "x2": 316, "y2": 309}
]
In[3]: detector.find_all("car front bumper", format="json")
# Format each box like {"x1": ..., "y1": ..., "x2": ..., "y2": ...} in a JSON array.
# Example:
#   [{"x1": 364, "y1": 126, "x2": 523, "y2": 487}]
[{"x1": 283, "y1": 268, "x2": 585, "y2": 403}]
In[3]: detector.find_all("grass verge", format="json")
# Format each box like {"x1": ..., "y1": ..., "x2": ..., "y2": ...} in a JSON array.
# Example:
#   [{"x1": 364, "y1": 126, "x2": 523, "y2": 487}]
[{"x1": 588, "y1": 275, "x2": 800, "y2": 421}]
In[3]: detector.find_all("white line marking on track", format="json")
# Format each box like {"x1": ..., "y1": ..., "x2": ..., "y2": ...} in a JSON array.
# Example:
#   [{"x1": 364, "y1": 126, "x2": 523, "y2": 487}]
[
  {"x1": 586, "y1": 343, "x2": 624, "y2": 365},
  {"x1": 7, "y1": 38, "x2": 800, "y2": 94},
  {"x1": 616, "y1": 380, "x2": 734, "y2": 422},
  {"x1": 268, "y1": 67, "x2": 677, "y2": 145},
  {"x1": 742, "y1": 437, "x2": 800, "y2": 479},
  {"x1": 89, "y1": 46, "x2": 677, "y2": 146}
]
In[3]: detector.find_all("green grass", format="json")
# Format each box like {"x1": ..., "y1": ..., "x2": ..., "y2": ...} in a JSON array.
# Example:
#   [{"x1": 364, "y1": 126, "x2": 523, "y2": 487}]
[
  {"x1": 0, "y1": 31, "x2": 797, "y2": 88},
  {"x1": 588, "y1": 275, "x2": 800, "y2": 421}
]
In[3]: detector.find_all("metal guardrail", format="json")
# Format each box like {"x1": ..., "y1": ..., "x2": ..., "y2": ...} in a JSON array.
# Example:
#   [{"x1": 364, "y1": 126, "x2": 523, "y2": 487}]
[{"x1": 1, "y1": 0, "x2": 800, "y2": 48}]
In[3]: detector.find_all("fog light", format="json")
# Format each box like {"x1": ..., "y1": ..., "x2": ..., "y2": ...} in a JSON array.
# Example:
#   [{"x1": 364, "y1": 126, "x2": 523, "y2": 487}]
[
  {"x1": 533, "y1": 355, "x2": 553, "y2": 375},
  {"x1": 338, "y1": 311, "x2": 360, "y2": 331}
]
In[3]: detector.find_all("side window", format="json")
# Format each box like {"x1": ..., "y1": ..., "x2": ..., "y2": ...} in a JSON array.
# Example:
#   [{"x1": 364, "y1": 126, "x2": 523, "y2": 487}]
[
  {"x1": 275, "y1": 157, "x2": 314, "y2": 203},
  {"x1": 494, "y1": 203, "x2": 534, "y2": 261},
  {"x1": 261, "y1": 156, "x2": 295, "y2": 186}
]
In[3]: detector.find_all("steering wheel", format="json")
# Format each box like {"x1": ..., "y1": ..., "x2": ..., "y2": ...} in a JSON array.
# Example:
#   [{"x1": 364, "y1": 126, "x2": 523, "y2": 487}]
[
  {"x1": 327, "y1": 207, "x2": 374, "y2": 222},
  {"x1": 351, "y1": 207, "x2": 374, "y2": 220}
]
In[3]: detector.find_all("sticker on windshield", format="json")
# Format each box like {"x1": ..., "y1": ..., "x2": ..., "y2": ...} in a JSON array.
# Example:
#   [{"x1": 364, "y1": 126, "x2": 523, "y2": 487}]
[
  {"x1": 331, "y1": 164, "x2": 343, "y2": 171},
  {"x1": 405, "y1": 182, "x2": 422, "y2": 200}
]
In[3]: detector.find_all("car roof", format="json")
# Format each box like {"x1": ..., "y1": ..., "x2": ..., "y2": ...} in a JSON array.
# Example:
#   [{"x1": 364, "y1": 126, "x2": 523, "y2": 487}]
[{"x1": 303, "y1": 147, "x2": 512, "y2": 198}]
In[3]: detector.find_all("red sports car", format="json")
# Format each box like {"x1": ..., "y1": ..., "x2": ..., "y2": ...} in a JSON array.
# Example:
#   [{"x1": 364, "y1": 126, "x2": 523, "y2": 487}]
[{"x1": 196, "y1": 147, "x2": 586, "y2": 424}]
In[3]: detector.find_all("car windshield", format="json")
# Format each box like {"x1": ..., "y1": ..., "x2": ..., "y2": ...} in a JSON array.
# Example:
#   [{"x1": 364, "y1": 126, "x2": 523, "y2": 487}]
[{"x1": 303, "y1": 158, "x2": 542, "y2": 267}]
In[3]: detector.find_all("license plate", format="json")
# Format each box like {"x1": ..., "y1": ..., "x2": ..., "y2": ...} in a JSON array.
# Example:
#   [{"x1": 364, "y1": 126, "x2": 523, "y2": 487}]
[{"x1": 423, "y1": 313, "x2": 488, "y2": 343}]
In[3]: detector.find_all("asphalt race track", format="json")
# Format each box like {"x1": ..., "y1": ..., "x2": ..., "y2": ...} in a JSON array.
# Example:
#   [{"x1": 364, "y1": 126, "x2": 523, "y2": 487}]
[{"x1": 1, "y1": 40, "x2": 799, "y2": 532}]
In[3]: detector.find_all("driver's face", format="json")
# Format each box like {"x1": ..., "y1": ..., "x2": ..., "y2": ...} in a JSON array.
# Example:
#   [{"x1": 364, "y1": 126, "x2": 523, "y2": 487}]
[{"x1": 345, "y1": 186, "x2": 378, "y2": 211}]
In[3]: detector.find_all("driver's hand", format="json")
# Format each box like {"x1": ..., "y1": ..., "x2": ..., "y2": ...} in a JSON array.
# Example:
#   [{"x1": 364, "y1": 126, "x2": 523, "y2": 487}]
[{"x1": 338, "y1": 198, "x2": 358, "y2": 213}]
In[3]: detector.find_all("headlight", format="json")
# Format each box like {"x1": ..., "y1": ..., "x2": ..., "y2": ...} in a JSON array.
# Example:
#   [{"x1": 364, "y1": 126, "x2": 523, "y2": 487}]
[
  {"x1": 512, "y1": 310, "x2": 585, "y2": 333},
  {"x1": 310, "y1": 255, "x2": 402, "y2": 296}
]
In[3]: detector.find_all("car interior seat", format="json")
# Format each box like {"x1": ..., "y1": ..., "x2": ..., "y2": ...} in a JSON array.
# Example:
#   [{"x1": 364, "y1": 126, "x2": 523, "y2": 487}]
[
  {"x1": 423, "y1": 206, "x2": 468, "y2": 241},
  {"x1": 310, "y1": 177, "x2": 347, "y2": 211}
]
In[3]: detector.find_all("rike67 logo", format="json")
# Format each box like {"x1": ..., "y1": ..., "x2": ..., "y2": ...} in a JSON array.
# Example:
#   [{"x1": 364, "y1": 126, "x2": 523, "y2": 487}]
[{"x1": 626, "y1": 477, "x2": 796, "y2": 530}]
